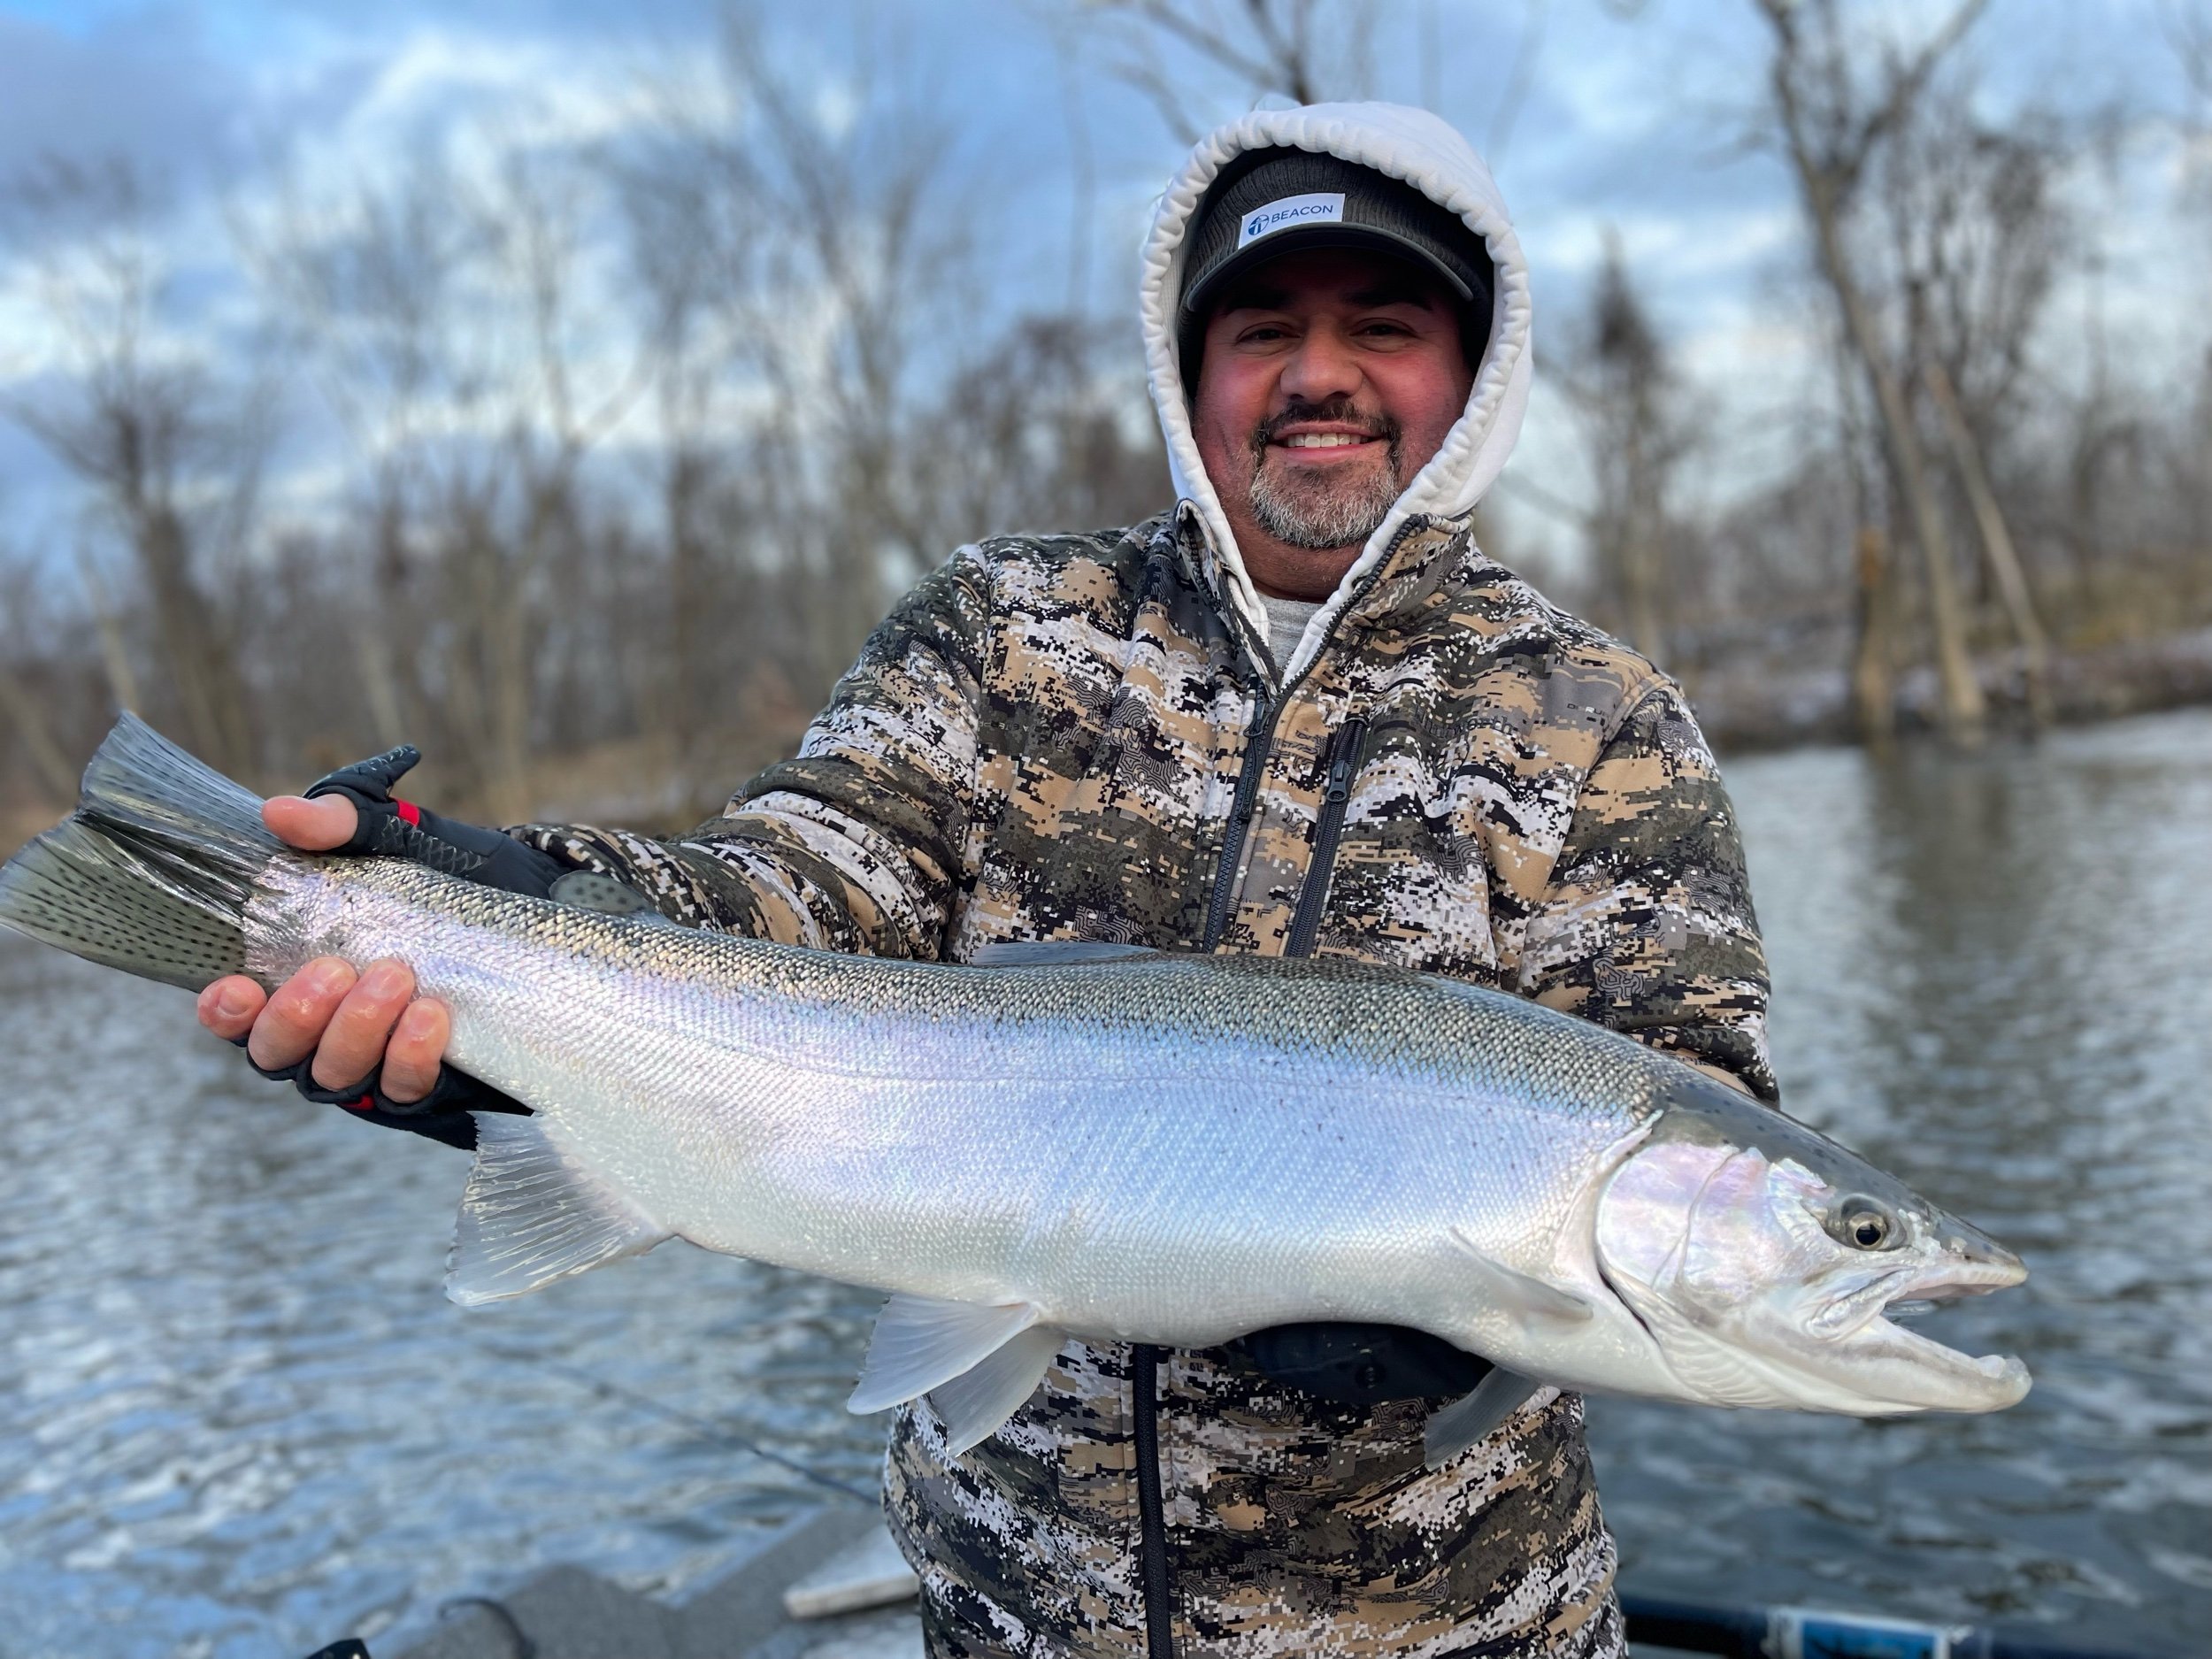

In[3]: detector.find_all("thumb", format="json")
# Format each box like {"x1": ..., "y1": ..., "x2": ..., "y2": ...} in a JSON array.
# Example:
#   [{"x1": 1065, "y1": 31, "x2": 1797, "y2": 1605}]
[{"x1": 263, "y1": 793, "x2": 358, "y2": 851}]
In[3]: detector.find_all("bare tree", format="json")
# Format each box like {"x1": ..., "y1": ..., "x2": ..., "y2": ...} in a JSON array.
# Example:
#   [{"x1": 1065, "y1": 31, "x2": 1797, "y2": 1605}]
[
  {"x1": 914, "y1": 316, "x2": 1167, "y2": 549},
  {"x1": 1752, "y1": 0, "x2": 1991, "y2": 743},
  {"x1": 460, "y1": 143, "x2": 649, "y2": 820},
  {"x1": 1560, "y1": 232, "x2": 1700, "y2": 664},
  {"x1": 1925, "y1": 360, "x2": 2051, "y2": 722},
  {"x1": 1074, "y1": 0, "x2": 1379, "y2": 140},
  {"x1": 237, "y1": 148, "x2": 488, "y2": 758},
  {"x1": 2, "y1": 157, "x2": 265, "y2": 775},
  {"x1": 633, "y1": 12, "x2": 971, "y2": 690},
  {"x1": 1877, "y1": 92, "x2": 2066, "y2": 724}
]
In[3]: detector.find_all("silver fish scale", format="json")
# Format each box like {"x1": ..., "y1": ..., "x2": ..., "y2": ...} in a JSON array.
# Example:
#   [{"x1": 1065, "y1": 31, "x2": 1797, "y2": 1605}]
[{"x1": 247, "y1": 858, "x2": 1674, "y2": 1351}]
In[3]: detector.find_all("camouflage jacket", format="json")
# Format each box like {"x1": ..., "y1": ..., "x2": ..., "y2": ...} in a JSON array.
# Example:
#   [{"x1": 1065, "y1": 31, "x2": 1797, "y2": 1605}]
[{"x1": 516, "y1": 500, "x2": 1775, "y2": 1658}]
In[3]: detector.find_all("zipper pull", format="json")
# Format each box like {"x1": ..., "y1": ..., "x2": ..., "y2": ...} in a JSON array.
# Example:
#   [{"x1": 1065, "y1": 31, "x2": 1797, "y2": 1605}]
[{"x1": 1325, "y1": 718, "x2": 1369, "y2": 803}]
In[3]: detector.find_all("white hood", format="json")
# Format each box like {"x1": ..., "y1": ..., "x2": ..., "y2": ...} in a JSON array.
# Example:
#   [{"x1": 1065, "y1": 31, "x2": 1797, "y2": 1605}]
[{"x1": 1139, "y1": 102, "x2": 1533, "y2": 678}]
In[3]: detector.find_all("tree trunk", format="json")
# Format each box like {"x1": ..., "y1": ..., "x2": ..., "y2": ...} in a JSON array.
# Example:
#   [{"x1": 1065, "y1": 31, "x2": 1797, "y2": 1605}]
[
  {"x1": 665, "y1": 443, "x2": 707, "y2": 761},
  {"x1": 76, "y1": 549, "x2": 142, "y2": 716},
  {"x1": 1620, "y1": 424, "x2": 1667, "y2": 664},
  {"x1": 1805, "y1": 201, "x2": 1985, "y2": 744},
  {"x1": 1796, "y1": 134, "x2": 1991, "y2": 748},
  {"x1": 1851, "y1": 525, "x2": 1897, "y2": 747},
  {"x1": 131, "y1": 503, "x2": 256, "y2": 775},
  {"x1": 1925, "y1": 360, "x2": 2053, "y2": 727}
]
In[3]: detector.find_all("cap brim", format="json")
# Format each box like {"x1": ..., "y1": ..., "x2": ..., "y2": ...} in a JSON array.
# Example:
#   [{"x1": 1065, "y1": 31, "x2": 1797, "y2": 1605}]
[{"x1": 1180, "y1": 224, "x2": 1478, "y2": 319}]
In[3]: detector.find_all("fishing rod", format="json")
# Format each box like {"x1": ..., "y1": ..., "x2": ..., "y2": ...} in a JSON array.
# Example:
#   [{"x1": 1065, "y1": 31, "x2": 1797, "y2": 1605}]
[{"x1": 1617, "y1": 1594, "x2": 2172, "y2": 1659}]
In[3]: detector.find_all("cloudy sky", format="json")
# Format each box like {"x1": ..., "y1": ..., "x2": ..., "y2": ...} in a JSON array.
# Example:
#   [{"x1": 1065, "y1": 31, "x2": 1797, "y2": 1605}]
[{"x1": 0, "y1": 0, "x2": 2196, "y2": 571}]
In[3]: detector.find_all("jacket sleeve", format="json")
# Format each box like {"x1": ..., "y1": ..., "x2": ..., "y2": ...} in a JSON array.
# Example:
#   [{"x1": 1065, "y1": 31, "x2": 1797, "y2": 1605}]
[
  {"x1": 509, "y1": 544, "x2": 994, "y2": 960},
  {"x1": 1516, "y1": 680, "x2": 1780, "y2": 1102}
]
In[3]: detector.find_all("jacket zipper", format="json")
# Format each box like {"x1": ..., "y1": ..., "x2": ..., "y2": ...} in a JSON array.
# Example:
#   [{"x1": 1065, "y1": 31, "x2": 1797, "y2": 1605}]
[
  {"x1": 1158, "y1": 519, "x2": 1421, "y2": 1655},
  {"x1": 1199, "y1": 518, "x2": 1419, "y2": 952},
  {"x1": 1283, "y1": 716, "x2": 1370, "y2": 959},
  {"x1": 1132, "y1": 1344, "x2": 1175, "y2": 1659},
  {"x1": 1201, "y1": 701, "x2": 1274, "y2": 950}
]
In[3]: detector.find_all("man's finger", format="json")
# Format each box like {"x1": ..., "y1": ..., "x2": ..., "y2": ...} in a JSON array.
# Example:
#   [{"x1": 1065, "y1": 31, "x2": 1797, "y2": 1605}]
[
  {"x1": 197, "y1": 975, "x2": 268, "y2": 1041},
  {"x1": 310, "y1": 957, "x2": 416, "y2": 1090},
  {"x1": 263, "y1": 793, "x2": 358, "y2": 852},
  {"x1": 381, "y1": 998, "x2": 451, "y2": 1104},
  {"x1": 247, "y1": 957, "x2": 357, "y2": 1071}
]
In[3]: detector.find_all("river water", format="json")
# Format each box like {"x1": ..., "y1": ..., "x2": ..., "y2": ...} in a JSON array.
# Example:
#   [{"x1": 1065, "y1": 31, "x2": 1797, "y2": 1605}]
[{"x1": 1, "y1": 707, "x2": 2208, "y2": 1657}]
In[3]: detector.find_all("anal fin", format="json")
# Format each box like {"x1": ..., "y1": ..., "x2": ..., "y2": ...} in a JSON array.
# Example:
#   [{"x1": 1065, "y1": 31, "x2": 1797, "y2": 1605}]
[
  {"x1": 848, "y1": 1294, "x2": 1043, "y2": 1416},
  {"x1": 1424, "y1": 1368, "x2": 1546, "y2": 1470},
  {"x1": 446, "y1": 1113, "x2": 673, "y2": 1307},
  {"x1": 926, "y1": 1325, "x2": 1064, "y2": 1453}
]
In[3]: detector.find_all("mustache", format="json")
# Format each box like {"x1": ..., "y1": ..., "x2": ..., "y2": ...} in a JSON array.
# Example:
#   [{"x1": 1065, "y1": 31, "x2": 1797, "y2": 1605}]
[{"x1": 1249, "y1": 399, "x2": 1401, "y2": 453}]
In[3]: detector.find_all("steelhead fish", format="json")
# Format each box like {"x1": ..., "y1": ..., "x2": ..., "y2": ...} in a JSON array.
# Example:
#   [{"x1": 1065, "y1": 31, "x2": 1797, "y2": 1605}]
[{"x1": 0, "y1": 717, "x2": 2031, "y2": 1463}]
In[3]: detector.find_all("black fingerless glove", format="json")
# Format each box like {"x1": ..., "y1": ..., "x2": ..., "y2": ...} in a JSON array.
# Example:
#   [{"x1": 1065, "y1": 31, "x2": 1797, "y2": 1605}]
[
  {"x1": 233, "y1": 1037, "x2": 527, "y2": 1151},
  {"x1": 1232, "y1": 1322, "x2": 1493, "y2": 1406},
  {"x1": 303, "y1": 745, "x2": 569, "y2": 896}
]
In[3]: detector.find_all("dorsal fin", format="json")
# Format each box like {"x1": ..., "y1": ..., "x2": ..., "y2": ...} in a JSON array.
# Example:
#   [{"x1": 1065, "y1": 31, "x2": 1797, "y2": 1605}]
[{"x1": 966, "y1": 941, "x2": 1164, "y2": 967}]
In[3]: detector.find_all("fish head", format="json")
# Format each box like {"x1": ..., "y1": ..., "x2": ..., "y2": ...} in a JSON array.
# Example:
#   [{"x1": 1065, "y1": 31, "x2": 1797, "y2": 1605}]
[{"x1": 1592, "y1": 1074, "x2": 2031, "y2": 1416}]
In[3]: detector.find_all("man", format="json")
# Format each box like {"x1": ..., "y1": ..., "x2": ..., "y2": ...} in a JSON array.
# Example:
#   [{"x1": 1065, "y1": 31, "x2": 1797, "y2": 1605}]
[{"x1": 200, "y1": 104, "x2": 1773, "y2": 1657}]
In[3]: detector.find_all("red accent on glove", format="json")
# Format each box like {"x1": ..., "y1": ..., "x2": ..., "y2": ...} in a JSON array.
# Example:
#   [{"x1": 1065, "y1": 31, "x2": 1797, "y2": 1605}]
[
  {"x1": 342, "y1": 1094, "x2": 374, "y2": 1111},
  {"x1": 396, "y1": 799, "x2": 421, "y2": 826}
]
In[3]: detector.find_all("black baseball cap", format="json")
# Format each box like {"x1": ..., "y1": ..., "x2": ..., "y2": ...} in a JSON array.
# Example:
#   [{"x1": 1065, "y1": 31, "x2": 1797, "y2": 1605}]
[{"x1": 1178, "y1": 148, "x2": 1495, "y2": 376}]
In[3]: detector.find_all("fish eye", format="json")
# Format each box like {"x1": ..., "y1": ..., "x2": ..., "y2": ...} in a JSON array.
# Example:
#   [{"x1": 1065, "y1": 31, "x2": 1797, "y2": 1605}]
[{"x1": 1832, "y1": 1197, "x2": 1898, "y2": 1251}]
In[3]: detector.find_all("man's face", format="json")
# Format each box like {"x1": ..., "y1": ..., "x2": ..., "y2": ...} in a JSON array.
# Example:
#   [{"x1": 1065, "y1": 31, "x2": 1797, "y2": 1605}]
[{"x1": 1191, "y1": 246, "x2": 1476, "y2": 600}]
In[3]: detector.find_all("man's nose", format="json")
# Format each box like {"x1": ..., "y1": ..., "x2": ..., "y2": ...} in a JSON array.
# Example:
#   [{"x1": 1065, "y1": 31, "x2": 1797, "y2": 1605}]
[{"x1": 1278, "y1": 324, "x2": 1362, "y2": 405}]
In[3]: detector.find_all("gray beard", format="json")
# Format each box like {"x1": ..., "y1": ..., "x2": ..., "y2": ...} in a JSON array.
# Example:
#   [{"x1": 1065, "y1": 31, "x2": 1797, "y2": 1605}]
[{"x1": 1246, "y1": 438, "x2": 1405, "y2": 550}]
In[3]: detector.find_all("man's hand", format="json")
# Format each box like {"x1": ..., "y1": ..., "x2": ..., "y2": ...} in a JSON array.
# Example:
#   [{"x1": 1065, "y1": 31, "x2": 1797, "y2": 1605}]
[{"x1": 194, "y1": 792, "x2": 453, "y2": 1102}]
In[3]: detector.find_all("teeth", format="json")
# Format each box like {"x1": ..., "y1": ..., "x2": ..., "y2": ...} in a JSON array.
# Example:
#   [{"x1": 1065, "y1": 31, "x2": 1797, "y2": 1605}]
[{"x1": 1284, "y1": 433, "x2": 1370, "y2": 448}]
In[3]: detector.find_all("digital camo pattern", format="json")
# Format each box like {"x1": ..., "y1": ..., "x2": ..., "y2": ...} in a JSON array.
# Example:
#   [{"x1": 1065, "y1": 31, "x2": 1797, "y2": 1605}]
[
  {"x1": 513, "y1": 504, "x2": 1773, "y2": 1657},
  {"x1": 887, "y1": 1348, "x2": 1623, "y2": 1659}
]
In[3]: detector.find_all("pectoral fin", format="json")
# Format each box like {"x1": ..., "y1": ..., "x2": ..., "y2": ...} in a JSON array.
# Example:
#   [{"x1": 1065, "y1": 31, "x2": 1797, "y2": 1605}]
[
  {"x1": 1447, "y1": 1228, "x2": 1594, "y2": 1325},
  {"x1": 446, "y1": 1113, "x2": 674, "y2": 1307},
  {"x1": 1424, "y1": 1368, "x2": 1545, "y2": 1469},
  {"x1": 926, "y1": 1325, "x2": 1064, "y2": 1453},
  {"x1": 849, "y1": 1294, "x2": 1048, "y2": 1416}
]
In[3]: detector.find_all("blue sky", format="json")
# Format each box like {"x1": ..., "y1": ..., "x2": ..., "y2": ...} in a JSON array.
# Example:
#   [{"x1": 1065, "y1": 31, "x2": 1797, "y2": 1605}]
[{"x1": 0, "y1": 0, "x2": 2196, "y2": 573}]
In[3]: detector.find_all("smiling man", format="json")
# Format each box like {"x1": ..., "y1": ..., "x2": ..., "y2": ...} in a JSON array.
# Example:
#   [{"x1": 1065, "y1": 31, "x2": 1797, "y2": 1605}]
[{"x1": 200, "y1": 104, "x2": 1775, "y2": 1658}]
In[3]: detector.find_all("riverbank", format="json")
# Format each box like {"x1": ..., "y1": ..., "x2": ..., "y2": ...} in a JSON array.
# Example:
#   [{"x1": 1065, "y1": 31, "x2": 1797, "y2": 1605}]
[
  {"x1": 1686, "y1": 626, "x2": 2212, "y2": 750},
  {"x1": 8, "y1": 633, "x2": 2208, "y2": 857}
]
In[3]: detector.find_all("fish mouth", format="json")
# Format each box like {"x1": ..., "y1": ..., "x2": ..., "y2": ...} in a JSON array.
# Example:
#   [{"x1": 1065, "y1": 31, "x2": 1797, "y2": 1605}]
[{"x1": 1808, "y1": 1256, "x2": 2031, "y2": 1409}]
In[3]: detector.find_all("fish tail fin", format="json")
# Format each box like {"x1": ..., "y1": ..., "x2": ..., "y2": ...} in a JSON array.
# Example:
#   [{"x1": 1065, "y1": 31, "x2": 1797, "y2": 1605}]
[{"x1": 0, "y1": 713, "x2": 280, "y2": 991}]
